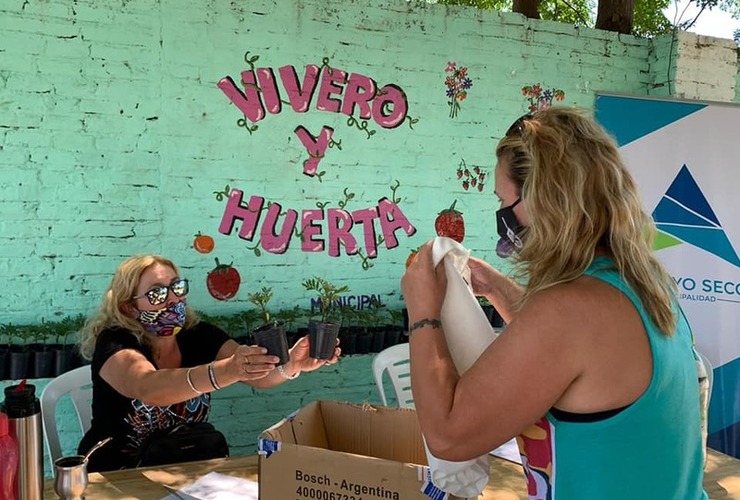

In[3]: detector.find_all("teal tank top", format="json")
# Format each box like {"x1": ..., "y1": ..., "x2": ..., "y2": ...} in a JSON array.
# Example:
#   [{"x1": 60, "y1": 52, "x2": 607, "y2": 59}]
[{"x1": 516, "y1": 257, "x2": 707, "y2": 499}]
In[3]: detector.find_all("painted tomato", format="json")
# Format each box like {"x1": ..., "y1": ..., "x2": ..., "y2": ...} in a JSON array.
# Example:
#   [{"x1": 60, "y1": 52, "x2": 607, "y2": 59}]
[
  {"x1": 434, "y1": 200, "x2": 465, "y2": 243},
  {"x1": 193, "y1": 232, "x2": 215, "y2": 254},
  {"x1": 207, "y1": 258, "x2": 241, "y2": 301}
]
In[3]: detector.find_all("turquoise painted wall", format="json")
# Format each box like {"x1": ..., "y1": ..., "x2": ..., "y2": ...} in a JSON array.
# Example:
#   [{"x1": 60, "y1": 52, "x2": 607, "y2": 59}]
[
  {"x1": 1, "y1": 0, "x2": 655, "y2": 324},
  {"x1": 646, "y1": 33, "x2": 676, "y2": 97}
]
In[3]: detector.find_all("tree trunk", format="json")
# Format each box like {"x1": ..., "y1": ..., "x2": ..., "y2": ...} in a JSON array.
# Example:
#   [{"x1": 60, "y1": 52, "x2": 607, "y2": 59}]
[
  {"x1": 512, "y1": 0, "x2": 540, "y2": 19},
  {"x1": 595, "y1": 0, "x2": 635, "y2": 34}
]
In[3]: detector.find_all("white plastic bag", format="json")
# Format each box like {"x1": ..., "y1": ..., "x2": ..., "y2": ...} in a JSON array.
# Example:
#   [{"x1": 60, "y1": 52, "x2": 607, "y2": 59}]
[
  {"x1": 434, "y1": 237, "x2": 498, "y2": 373},
  {"x1": 421, "y1": 237, "x2": 499, "y2": 498}
]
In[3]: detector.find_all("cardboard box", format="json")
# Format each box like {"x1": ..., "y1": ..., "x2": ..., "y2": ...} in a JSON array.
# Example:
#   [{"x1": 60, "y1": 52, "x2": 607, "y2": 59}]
[{"x1": 259, "y1": 400, "x2": 445, "y2": 500}]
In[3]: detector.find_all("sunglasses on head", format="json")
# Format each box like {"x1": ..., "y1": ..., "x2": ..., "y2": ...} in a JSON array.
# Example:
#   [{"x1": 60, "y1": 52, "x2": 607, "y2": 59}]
[
  {"x1": 132, "y1": 279, "x2": 189, "y2": 306},
  {"x1": 505, "y1": 113, "x2": 534, "y2": 137}
]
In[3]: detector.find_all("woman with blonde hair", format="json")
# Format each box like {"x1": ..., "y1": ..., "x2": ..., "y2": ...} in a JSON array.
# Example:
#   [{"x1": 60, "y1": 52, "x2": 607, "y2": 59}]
[
  {"x1": 77, "y1": 254, "x2": 339, "y2": 472},
  {"x1": 402, "y1": 107, "x2": 707, "y2": 499}
]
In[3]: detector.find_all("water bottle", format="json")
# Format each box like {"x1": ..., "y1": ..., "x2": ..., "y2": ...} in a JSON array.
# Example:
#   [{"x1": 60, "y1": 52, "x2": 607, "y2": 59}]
[
  {"x1": 0, "y1": 412, "x2": 18, "y2": 500},
  {"x1": 2, "y1": 382, "x2": 43, "y2": 500}
]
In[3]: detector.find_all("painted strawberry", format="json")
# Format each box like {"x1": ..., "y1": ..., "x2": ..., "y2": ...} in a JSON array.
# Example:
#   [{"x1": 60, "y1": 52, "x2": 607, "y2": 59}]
[
  {"x1": 473, "y1": 166, "x2": 480, "y2": 175},
  {"x1": 470, "y1": 178, "x2": 477, "y2": 187},
  {"x1": 207, "y1": 258, "x2": 241, "y2": 301},
  {"x1": 462, "y1": 181, "x2": 469, "y2": 191},
  {"x1": 435, "y1": 200, "x2": 465, "y2": 243},
  {"x1": 479, "y1": 173, "x2": 485, "y2": 182},
  {"x1": 478, "y1": 183, "x2": 484, "y2": 192},
  {"x1": 456, "y1": 168, "x2": 463, "y2": 179}
]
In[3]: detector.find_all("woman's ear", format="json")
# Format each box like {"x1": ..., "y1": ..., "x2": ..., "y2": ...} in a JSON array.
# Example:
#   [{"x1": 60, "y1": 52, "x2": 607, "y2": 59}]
[{"x1": 121, "y1": 302, "x2": 138, "y2": 319}]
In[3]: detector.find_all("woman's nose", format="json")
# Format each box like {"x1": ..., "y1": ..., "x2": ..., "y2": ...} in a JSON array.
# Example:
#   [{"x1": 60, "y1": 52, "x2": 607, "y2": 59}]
[{"x1": 164, "y1": 288, "x2": 181, "y2": 307}]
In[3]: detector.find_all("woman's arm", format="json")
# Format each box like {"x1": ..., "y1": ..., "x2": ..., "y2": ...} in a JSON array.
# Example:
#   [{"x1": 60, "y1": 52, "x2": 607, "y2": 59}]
[
  {"x1": 402, "y1": 241, "x2": 583, "y2": 461},
  {"x1": 215, "y1": 339, "x2": 290, "y2": 389},
  {"x1": 100, "y1": 343, "x2": 276, "y2": 405},
  {"x1": 215, "y1": 335, "x2": 341, "y2": 389},
  {"x1": 468, "y1": 256, "x2": 523, "y2": 324}
]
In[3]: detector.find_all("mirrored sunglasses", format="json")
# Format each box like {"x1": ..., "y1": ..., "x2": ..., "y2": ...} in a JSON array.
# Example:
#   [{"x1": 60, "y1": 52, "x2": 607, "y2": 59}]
[{"x1": 132, "y1": 279, "x2": 189, "y2": 306}]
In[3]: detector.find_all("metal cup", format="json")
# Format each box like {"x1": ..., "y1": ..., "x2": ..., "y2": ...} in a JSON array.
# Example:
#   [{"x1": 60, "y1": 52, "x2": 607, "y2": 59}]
[{"x1": 53, "y1": 455, "x2": 88, "y2": 500}]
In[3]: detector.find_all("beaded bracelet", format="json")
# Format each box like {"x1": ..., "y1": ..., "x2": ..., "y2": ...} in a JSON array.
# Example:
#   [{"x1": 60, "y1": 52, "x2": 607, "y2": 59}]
[
  {"x1": 207, "y1": 361, "x2": 222, "y2": 391},
  {"x1": 277, "y1": 364, "x2": 300, "y2": 380},
  {"x1": 186, "y1": 367, "x2": 203, "y2": 394}
]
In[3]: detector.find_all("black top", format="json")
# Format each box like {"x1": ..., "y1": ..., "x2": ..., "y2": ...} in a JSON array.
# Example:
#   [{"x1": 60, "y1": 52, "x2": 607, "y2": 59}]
[
  {"x1": 77, "y1": 322, "x2": 230, "y2": 472},
  {"x1": 549, "y1": 404, "x2": 630, "y2": 423}
]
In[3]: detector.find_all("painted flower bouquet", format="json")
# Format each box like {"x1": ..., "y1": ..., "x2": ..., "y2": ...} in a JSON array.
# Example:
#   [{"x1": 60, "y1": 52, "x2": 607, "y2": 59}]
[
  {"x1": 444, "y1": 61, "x2": 473, "y2": 119},
  {"x1": 521, "y1": 84, "x2": 565, "y2": 112}
]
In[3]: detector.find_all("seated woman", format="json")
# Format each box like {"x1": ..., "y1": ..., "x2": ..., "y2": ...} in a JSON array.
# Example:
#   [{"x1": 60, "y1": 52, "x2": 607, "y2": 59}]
[{"x1": 77, "y1": 254, "x2": 339, "y2": 472}]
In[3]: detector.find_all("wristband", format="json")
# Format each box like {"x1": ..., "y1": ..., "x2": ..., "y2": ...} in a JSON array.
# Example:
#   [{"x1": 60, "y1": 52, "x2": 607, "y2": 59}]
[
  {"x1": 408, "y1": 318, "x2": 442, "y2": 335},
  {"x1": 277, "y1": 364, "x2": 300, "y2": 380},
  {"x1": 186, "y1": 367, "x2": 203, "y2": 394},
  {"x1": 207, "y1": 361, "x2": 222, "y2": 391}
]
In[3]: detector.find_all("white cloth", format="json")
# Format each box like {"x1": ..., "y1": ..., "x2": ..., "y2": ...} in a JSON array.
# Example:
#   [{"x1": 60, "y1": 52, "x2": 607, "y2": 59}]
[{"x1": 421, "y1": 237, "x2": 499, "y2": 498}]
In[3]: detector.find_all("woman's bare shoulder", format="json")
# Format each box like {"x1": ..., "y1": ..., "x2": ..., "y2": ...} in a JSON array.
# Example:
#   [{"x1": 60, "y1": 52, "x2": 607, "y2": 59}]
[{"x1": 516, "y1": 277, "x2": 635, "y2": 343}]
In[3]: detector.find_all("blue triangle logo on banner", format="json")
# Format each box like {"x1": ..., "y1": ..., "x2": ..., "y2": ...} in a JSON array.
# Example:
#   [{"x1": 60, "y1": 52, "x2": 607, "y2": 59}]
[
  {"x1": 652, "y1": 165, "x2": 740, "y2": 267},
  {"x1": 595, "y1": 95, "x2": 706, "y2": 147}
]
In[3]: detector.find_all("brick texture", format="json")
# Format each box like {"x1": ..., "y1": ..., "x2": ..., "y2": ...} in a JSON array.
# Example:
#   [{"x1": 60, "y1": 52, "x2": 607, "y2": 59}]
[{"x1": 0, "y1": 0, "x2": 664, "y2": 323}]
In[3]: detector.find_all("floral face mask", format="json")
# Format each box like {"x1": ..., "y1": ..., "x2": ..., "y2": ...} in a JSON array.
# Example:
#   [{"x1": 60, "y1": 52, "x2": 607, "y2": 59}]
[{"x1": 136, "y1": 301, "x2": 186, "y2": 337}]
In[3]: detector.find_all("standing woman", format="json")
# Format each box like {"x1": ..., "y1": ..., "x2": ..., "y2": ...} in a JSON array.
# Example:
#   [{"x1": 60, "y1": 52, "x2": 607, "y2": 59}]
[
  {"x1": 402, "y1": 107, "x2": 707, "y2": 499},
  {"x1": 77, "y1": 254, "x2": 339, "y2": 472}
]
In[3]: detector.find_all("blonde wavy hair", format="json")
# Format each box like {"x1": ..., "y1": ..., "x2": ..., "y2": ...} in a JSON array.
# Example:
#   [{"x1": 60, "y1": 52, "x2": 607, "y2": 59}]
[
  {"x1": 496, "y1": 107, "x2": 677, "y2": 335},
  {"x1": 78, "y1": 255, "x2": 199, "y2": 360}
]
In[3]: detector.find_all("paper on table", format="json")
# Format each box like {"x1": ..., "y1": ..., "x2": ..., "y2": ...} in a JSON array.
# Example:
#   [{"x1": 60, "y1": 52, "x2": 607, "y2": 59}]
[{"x1": 160, "y1": 471, "x2": 258, "y2": 500}]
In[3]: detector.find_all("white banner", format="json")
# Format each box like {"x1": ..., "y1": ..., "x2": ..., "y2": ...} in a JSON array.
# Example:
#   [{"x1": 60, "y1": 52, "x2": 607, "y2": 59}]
[{"x1": 596, "y1": 94, "x2": 740, "y2": 457}]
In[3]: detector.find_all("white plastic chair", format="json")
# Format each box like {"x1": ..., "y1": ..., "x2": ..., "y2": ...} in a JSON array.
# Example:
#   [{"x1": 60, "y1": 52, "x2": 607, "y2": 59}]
[
  {"x1": 696, "y1": 349, "x2": 713, "y2": 400},
  {"x1": 40, "y1": 365, "x2": 93, "y2": 463},
  {"x1": 372, "y1": 343, "x2": 414, "y2": 408},
  {"x1": 694, "y1": 348, "x2": 714, "y2": 465}
]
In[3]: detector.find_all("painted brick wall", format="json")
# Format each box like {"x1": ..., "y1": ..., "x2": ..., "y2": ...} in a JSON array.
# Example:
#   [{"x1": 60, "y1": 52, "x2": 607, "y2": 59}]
[
  {"x1": 646, "y1": 33, "x2": 677, "y2": 97},
  {"x1": 672, "y1": 31, "x2": 738, "y2": 102},
  {"x1": 0, "y1": 2, "x2": 736, "y2": 326},
  {"x1": 648, "y1": 32, "x2": 738, "y2": 102},
  {"x1": 0, "y1": 0, "x2": 659, "y2": 324}
]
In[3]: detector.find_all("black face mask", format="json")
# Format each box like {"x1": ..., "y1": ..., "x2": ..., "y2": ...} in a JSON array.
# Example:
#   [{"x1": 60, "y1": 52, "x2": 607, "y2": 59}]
[{"x1": 495, "y1": 197, "x2": 524, "y2": 258}]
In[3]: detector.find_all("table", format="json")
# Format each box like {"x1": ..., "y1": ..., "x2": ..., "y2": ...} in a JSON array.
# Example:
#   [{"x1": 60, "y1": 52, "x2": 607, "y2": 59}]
[{"x1": 43, "y1": 448, "x2": 740, "y2": 499}]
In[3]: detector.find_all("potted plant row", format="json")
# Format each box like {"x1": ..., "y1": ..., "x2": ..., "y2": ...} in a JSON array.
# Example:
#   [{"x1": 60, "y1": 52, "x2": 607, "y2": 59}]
[
  {"x1": 0, "y1": 314, "x2": 86, "y2": 381},
  {"x1": 0, "y1": 285, "x2": 418, "y2": 382},
  {"x1": 196, "y1": 277, "x2": 408, "y2": 358}
]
